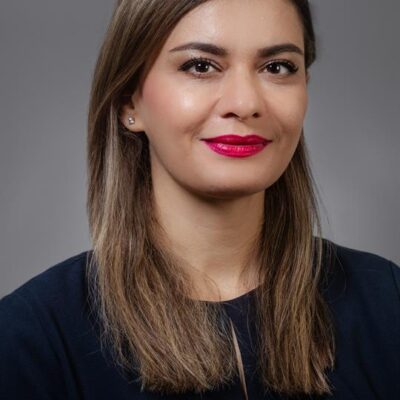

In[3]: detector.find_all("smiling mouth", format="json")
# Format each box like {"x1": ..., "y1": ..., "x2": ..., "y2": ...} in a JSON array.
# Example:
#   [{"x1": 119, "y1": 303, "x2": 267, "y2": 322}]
[
  {"x1": 201, "y1": 138, "x2": 271, "y2": 158},
  {"x1": 201, "y1": 134, "x2": 271, "y2": 145}
]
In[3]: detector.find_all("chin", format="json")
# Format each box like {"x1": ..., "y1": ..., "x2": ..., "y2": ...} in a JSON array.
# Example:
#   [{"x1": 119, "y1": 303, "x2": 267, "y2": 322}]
[{"x1": 187, "y1": 180, "x2": 268, "y2": 201}]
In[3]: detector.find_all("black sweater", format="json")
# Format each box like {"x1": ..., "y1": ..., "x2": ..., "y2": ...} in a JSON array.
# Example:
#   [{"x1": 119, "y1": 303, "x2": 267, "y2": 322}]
[{"x1": 1, "y1": 240, "x2": 399, "y2": 399}]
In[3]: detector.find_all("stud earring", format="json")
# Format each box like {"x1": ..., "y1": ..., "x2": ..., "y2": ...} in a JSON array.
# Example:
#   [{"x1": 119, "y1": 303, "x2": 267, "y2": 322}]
[{"x1": 128, "y1": 116, "x2": 135, "y2": 125}]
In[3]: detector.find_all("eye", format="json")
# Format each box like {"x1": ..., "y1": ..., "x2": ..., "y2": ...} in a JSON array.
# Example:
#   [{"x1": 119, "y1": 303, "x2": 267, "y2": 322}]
[
  {"x1": 263, "y1": 60, "x2": 299, "y2": 76},
  {"x1": 178, "y1": 57, "x2": 219, "y2": 78},
  {"x1": 178, "y1": 57, "x2": 299, "y2": 79}
]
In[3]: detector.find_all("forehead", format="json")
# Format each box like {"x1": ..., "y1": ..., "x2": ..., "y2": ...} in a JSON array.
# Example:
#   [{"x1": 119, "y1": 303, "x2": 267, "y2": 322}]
[{"x1": 162, "y1": 0, "x2": 304, "y2": 56}]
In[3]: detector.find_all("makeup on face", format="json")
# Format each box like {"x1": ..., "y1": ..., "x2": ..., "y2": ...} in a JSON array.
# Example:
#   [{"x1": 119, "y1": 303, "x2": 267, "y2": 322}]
[
  {"x1": 201, "y1": 134, "x2": 272, "y2": 158},
  {"x1": 126, "y1": 0, "x2": 308, "y2": 198}
]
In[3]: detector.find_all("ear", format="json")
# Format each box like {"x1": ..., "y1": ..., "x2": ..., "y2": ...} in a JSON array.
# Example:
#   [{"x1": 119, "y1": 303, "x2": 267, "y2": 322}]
[{"x1": 119, "y1": 93, "x2": 146, "y2": 133}]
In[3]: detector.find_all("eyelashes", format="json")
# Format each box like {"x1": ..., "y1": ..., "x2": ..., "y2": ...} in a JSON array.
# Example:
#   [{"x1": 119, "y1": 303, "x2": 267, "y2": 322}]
[{"x1": 178, "y1": 56, "x2": 299, "y2": 79}]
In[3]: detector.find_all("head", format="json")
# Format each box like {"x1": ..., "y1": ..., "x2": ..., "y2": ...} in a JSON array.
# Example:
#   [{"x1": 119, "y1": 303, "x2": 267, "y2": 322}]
[
  {"x1": 87, "y1": 0, "x2": 334, "y2": 396},
  {"x1": 118, "y1": 0, "x2": 314, "y2": 200}
]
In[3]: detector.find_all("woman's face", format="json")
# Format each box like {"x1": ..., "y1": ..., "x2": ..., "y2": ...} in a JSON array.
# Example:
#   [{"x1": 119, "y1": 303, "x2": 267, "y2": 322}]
[{"x1": 122, "y1": 0, "x2": 308, "y2": 200}]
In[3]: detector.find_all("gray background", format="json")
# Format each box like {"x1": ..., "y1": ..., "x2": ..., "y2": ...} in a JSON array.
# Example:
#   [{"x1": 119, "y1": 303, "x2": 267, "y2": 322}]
[{"x1": 1, "y1": 1, "x2": 399, "y2": 297}]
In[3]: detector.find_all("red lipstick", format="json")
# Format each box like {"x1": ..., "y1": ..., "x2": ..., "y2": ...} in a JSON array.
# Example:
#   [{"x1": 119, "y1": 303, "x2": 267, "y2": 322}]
[{"x1": 201, "y1": 134, "x2": 272, "y2": 158}]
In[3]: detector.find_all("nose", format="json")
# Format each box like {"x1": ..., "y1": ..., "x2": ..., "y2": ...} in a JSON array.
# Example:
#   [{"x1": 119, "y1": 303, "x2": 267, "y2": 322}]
[{"x1": 217, "y1": 68, "x2": 263, "y2": 122}]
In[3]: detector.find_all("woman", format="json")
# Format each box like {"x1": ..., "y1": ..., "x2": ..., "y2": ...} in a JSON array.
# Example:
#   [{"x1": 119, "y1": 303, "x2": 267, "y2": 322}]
[{"x1": 1, "y1": 0, "x2": 399, "y2": 399}]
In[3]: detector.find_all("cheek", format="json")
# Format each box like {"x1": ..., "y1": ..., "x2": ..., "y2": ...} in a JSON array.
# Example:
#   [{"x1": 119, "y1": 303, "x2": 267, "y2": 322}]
[
  {"x1": 263, "y1": 87, "x2": 307, "y2": 178},
  {"x1": 139, "y1": 72, "x2": 207, "y2": 138},
  {"x1": 280, "y1": 87, "x2": 307, "y2": 126},
  {"x1": 269, "y1": 87, "x2": 307, "y2": 142}
]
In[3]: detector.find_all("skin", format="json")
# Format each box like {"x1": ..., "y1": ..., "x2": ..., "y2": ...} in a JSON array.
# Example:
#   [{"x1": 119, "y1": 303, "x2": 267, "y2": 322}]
[{"x1": 120, "y1": 0, "x2": 309, "y2": 301}]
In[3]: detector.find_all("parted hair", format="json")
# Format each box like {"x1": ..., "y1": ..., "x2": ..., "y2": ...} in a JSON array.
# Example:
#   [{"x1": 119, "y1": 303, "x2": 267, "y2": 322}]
[{"x1": 86, "y1": 0, "x2": 336, "y2": 396}]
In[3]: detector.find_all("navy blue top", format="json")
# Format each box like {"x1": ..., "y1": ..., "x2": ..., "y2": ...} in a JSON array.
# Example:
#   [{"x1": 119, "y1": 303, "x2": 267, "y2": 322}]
[{"x1": 1, "y1": 240, "x2": 399, "y2": 399}]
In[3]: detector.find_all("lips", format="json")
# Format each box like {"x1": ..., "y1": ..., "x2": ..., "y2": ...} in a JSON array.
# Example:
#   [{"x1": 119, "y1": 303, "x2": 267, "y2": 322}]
[
  {"x1": 202, "y1": 134, "x2": 271, "y2": 145},
  {"x1": 201, "y1": 134, "x2": 272, "y2": 158}
]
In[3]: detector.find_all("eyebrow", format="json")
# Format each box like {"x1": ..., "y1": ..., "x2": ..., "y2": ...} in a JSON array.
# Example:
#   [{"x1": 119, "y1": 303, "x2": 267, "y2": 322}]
[{"x1": 169, "y1": 42, "x2": 304, "y2": 58}]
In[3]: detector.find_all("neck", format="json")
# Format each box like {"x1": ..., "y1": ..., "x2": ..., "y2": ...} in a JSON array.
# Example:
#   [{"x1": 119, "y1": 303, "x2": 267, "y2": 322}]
[{"x1": 153, "y1": 176, "x2": 264, "y2": 301}]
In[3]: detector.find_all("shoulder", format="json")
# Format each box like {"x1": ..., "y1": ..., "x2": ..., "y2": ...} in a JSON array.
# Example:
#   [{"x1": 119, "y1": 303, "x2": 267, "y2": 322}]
[
  {"x1": 1, "y1": 250, "x2": 92, "y2": 311},
  {"x1": 321, "y1": 238, "x2": 400, "y2": 322},
  {"x1": 329, "y1": 238, "x2": 399, "y2": 272},
  {"x1": 320, "y1": 240, "x2": 400, "y2": 396},
  {"x1": 0, "y1": 250, "x2": 94, "y2": 398},
  {"x1": 323, "y1": 238, "x2": 400, "y2": 296},
  {"x1": 0, "y1": 249, "x2": 94, "y2": 338},
  {"x1": 0, "y1": 250, "x2": 95, "y2": 346}
]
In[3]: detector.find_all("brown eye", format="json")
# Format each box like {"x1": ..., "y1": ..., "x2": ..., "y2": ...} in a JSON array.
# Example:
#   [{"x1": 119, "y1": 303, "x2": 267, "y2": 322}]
[
  {"x1": 264, "y1": 60, "x2": 299, "y2": 75},
  {"x1": 179, "y1": 57, "x2": 218, "y2": 77},
  {"x1": 191, "y1": 61, "x2": 212, "y2": 73}
]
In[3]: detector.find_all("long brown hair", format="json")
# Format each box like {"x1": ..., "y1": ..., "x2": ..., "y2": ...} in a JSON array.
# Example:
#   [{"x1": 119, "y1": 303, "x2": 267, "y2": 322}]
[{"x1": 86, "y1": 0, "x2": 336, "y2": 396}]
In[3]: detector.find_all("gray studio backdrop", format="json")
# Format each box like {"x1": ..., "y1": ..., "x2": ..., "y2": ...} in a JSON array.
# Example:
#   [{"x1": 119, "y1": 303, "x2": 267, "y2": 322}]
[{"x1": 1, "y1": 1, "x2": 399, "y2": 297}]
